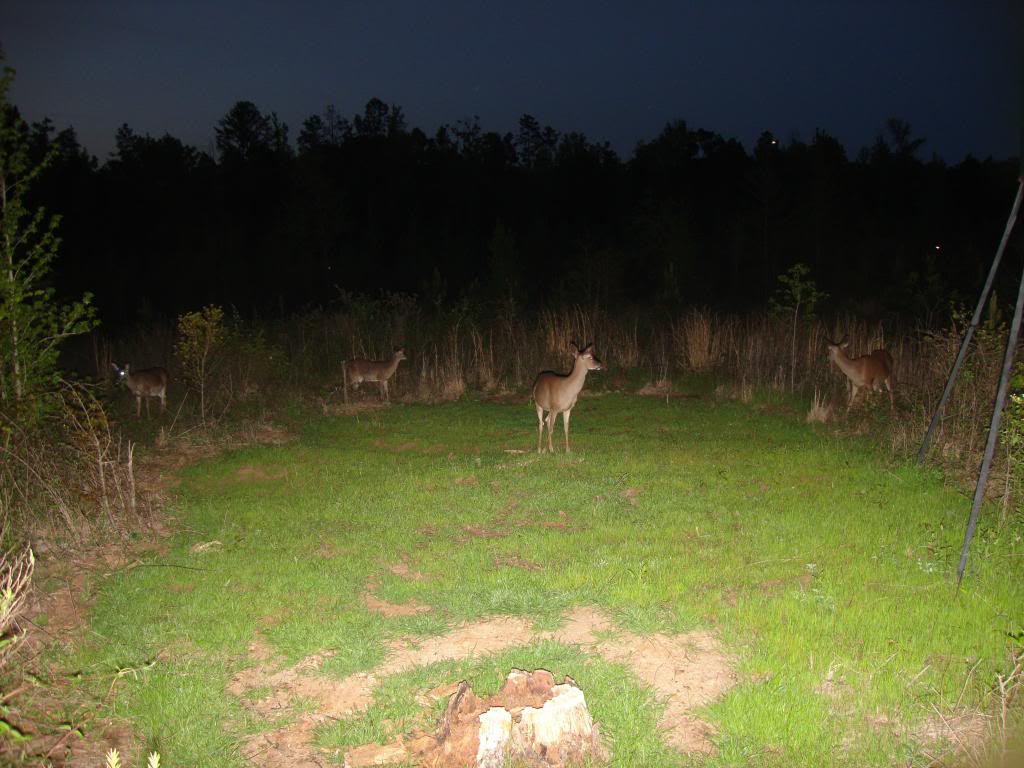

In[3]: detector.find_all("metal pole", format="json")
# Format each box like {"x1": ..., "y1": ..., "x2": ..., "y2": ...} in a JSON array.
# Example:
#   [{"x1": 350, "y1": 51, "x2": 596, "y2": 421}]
[
  {"x1": 918, "y1": 180, "x2": 1023, "y2": 464},
  {"x1": 957, "y1": 241, "x2": 1024, "y2": 585}
]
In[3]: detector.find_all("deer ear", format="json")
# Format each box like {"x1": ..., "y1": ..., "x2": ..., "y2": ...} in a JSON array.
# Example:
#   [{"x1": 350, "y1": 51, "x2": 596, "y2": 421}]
[{"x1": 570, "y1": 342, "x2": 580, "y2": 357}]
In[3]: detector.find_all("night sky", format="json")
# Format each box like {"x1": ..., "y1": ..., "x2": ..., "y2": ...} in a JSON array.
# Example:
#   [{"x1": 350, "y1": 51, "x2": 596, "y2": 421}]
[{"x1": 1, "y1": 1, "x2": 1019, "y2": 163}]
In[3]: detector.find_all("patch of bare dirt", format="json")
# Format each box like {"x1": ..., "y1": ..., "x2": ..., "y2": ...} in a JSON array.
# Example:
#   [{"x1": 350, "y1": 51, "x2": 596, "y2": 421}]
[
  {"x1": 459, "y1": 524, "x2": 509, "y2": 541},
  {"x1": 637, "y1": 381, "x2": 672, "y2": 396},
  {"x1": 235, "y1": 464, "x2": 288, "y2": 482},
  {"x1": 373, "y1": 438, "x2": 420, "y2": 452},
  {"x1": 389, "y1": 561, "x2": 427, "y2": 581},
  {"x1": 494, "y1": 555, "x2": 544, "y2": 572},
  {"x1": 63, "y1": 723, "x2": 139, "y2": 768},
  {"x1": 620, "y1": 488, "x2": 641, "y2": 506},
  {"x1": 543, "y1": 607, "x2": 735, "y2": 753},
  {"x1": 536, "y1": 511, "x2": 571, "y2": 529},
  {"x1": 757, "y1": 570, "x2": 814, "y2": 596},
  {"x1": 229, "y1": 607, "x2": 736, "y2": 766},
  {"x1": 362, "y1": 573, "x2": 433, "y2": 617},
  {"x1": 910, "y1": 710, "x2": 993, "y2": 764},
  {"x1": 364, "y1": 593, "x2": 433, "y2": 618}
]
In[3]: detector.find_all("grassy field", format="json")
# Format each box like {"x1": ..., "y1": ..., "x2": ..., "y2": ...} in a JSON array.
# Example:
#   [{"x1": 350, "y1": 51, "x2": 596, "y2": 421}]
[{"x1": 57, "y1": 389, "x2": 1023, "y2": 767}]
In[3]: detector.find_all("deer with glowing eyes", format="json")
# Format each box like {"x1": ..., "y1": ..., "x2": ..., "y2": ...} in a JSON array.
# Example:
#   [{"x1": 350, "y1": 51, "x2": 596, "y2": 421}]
[{"x1": 111, "y1": 363, "x2": 168, "y2": 417}]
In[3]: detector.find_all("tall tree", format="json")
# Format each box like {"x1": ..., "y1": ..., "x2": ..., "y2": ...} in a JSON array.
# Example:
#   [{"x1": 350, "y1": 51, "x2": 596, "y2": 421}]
[
  {"x1": 215, "y1": 100, "x2": 274, "y2": 162},
  {"x1": 0, "y1": 63, "x2": 96, "y2": 415}
]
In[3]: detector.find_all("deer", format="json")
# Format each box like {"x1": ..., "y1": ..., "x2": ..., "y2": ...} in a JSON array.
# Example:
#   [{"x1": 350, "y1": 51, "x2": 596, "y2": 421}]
[
  {"x1": 342, "y1": 347, "x2": 407, "y2": 402},
  {"x1": 533, "y1": 342, "x2": 603, "y2": 453},
  {"x1": 826, "y1": 336, "x2": 894, "y2": 411},
  {"x1": 111, "y1": 363, "x2": 168, "y2": 417}
]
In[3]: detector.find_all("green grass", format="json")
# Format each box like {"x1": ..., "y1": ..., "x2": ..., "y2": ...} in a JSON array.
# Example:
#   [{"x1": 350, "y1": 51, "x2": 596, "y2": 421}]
[{"x1": 63, "y1": 392, "x2": 1023, "y2": 766}]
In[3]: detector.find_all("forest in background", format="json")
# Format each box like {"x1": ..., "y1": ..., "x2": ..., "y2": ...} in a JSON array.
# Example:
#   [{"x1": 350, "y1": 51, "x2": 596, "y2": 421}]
[{"x1": 15, "y1": 96, "x2": 1020, "y2": 329}]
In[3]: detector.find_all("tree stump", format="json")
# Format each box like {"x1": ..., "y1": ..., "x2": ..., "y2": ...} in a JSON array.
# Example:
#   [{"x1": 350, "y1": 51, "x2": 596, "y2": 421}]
[{"x1": 343, "y1": 669, "x2": 607, "y2": 767}]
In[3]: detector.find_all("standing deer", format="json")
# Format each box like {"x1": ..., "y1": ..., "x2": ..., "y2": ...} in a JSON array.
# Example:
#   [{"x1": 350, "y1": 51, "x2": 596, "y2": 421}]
[
  {"x1": 342, "y1": 347, "x2": 406, "y2": 402},
  {"x1": 533, "y1": 342, "x2": 603, "y2": 453},
  {"x1": 111, "y1": 363, "x2": 168, "y2": 417},
  {"x1": 826, "y1": 337, "x2": 894, "y2": 411}
]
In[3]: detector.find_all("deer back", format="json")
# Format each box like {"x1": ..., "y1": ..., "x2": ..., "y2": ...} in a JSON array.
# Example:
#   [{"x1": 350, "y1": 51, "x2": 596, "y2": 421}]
[
  {"x1": 827, "y1": 341, "x2": 892, "y2": 387},
  {"x1": 345, "y1": 349, "x2": 406, "y2": 383}
]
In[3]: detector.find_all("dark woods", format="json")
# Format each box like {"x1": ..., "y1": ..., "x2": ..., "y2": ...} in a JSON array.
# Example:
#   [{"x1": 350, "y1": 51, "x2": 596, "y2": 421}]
[{"x1": 23, "y1": 98, "x2": 1020, "y2": 328}]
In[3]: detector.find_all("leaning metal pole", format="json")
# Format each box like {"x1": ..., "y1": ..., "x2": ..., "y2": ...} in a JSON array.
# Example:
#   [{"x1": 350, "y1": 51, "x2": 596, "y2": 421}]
[
  {"x1": 957, "y1": 221, "x2": 1024, "y2": 586},
  {"x1": 918, "y1": 179, "x2": 1023, "y2": 465}
]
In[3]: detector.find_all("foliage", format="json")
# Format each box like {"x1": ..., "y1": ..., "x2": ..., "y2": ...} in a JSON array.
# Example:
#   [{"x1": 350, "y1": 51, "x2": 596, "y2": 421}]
[
  {"x1": 0, "y1": 63, "x2": 97, "y2": 423},
  {"x1": 175, "y1": 305, "x2": 225, "y2": 422},
  {"x1": 769, "y1": 262, "x2": 828, "y2": 322},
  {"x1": 770, "y1": 262, "x2": 828, "y2": 391},
  {"x1": 0, "y1": 379, "x2": 140, "y2": 540}
]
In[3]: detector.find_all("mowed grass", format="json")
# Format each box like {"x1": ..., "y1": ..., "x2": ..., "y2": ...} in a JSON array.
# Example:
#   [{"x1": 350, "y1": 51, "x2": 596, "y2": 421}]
[{"x1": 64, "y1": 392, "x2": 1023, "y2": 766}]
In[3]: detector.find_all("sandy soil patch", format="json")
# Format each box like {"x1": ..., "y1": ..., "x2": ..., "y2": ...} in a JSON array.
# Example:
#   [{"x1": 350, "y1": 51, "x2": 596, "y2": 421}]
[
  {"x1": 364, "y1": 593, "x2": 433, "y2": 618},
  {"x1": 229, "y1": 607, "x2": 736, "y2": 766}
]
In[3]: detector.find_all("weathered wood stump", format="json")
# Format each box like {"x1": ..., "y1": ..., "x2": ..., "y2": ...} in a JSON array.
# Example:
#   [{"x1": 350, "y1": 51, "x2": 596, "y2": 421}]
[{"x1": 344, "y1": 669, "x2": 607, "y2": 767}]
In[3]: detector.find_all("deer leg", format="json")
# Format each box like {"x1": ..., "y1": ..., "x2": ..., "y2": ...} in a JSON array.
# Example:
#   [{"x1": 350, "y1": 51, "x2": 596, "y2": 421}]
[
  {"x1": 847, "y1": 384, "x2": 860, "y2": 411},
  {"x1": 546, "y1": 411, "x2": 557, "y2": 453},
  {"x1": 146, "y1": 397, "x2": 151, "y2": 418},
  {"x1": 136, "y1": 396, "x2": 142, "y2": 418},
  {"x1": 381, "y1": 380, "x2": 388, "y2": 402},
  {"x1": 160, "y1": 392, "x2": 167, "y2": 412},
  {"x1": 536, "y1": 404, "x2": 545, "y2": 453},
  {"x1": 563, "y1": 409, "x2": 572, "y2": 452},
  {"x1": 885, "y1": 378, "x2": 895, "y2": 409}
]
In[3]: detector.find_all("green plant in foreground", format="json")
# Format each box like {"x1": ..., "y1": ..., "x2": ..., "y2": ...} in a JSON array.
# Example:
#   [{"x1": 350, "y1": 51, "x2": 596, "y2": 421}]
[
  {"x1": 175, "y1": 304, "x2": 225, "y2": 423},
  {"x1": 0, "y1": 62, "x2": 96, "y2": 422},
  {"x1": 770, "y1": 262, "x2": 827, "y2": 392}
]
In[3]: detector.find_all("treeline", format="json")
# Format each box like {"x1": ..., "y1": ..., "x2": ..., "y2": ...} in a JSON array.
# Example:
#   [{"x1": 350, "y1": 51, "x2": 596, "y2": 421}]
[{"x1": 20, "y1": 97, "x2": 1020, "y2": 327}]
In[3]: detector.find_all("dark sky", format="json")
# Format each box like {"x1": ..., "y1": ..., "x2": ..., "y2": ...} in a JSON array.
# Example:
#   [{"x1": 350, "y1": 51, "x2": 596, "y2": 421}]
[{"x1": 1, "y1": 1, "x2": 1018, "y2": 163}]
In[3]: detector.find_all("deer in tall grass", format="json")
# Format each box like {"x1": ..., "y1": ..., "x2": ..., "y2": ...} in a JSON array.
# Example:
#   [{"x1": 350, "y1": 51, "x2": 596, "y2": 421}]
[
  {"x1": 342, "y1": 347, "x2": 406, "y2": 402},
  {"x1": 111, "y1": 363, "x2": 168, "y2": 417},
  {"x1": 826, "y1": 336, "x2": 894, "y2": 411},
  {"x1": 533, "y1": 342, "x2": 603, "y2": 453}
]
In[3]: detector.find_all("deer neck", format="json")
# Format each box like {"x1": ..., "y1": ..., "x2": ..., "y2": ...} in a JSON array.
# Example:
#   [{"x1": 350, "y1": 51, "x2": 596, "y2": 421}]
[
  {"x1": 831, "y1": 349, "x2": 860, "y2": 379},
  {"x1": 384, "y1": 354, "x2": 402, "y2": 377},
  {"x1": 566, "y1": 357, "x2": 590, "y2": 391}
]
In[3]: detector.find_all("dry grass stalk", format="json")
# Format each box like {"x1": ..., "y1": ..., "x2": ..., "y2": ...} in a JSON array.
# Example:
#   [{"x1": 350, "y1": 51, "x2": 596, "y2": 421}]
[
  {"x1": 0, "y1": 545, "x2": 34, "y2": 671},
  {"x1": 673, "y1": 308, "x2": 718, "y2": 371},
  {"x1": 806, "y1": 389, "x2": 833, "y2": 423}
]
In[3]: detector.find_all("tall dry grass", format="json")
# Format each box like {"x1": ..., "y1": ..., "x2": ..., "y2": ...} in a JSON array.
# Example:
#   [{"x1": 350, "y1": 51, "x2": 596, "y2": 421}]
[
  {"x1": 95, "y1": 298, "x2": 1019, "y2": 506},
  {"x1": 0, "y1": 380, "x2": 142, "y2": 545}
]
